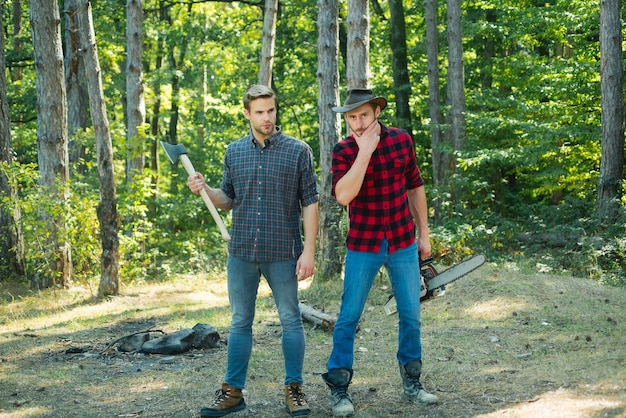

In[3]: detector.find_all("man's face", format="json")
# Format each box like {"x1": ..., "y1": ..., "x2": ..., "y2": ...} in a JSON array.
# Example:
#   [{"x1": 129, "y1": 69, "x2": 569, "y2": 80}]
[
  {"x1": 244, "y1": 97, "x2": 277, "y2": 140},
  {"x1": 345, "y1": 103, "x2": 380, "y2": 137}
]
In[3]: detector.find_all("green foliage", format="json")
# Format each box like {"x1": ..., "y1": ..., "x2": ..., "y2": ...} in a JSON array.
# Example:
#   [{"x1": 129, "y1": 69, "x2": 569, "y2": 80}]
[
  {"x1": 1, "y1": 0, "x2": 623, "y2": 289},
  {"x1": 413, "y1": 0, "x2": 623, "y2": 286},
  {"x1": 1, "y1": 161, "x2": 71, "y2": 282},
  {"x1": 65, "y1": 180, "x2": 101, "y2": 281}
]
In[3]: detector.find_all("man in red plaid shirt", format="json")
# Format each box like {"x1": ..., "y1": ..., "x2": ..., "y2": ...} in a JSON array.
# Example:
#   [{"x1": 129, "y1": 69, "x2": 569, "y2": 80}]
[{"x1": 322, "y1": 89, "x2": 438, "y2": 417}]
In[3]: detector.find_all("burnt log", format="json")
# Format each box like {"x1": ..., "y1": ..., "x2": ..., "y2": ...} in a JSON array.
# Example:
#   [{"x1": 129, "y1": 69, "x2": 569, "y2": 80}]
[{"x1": 141, "y1": 328, "x2": 195, "y2": 355}]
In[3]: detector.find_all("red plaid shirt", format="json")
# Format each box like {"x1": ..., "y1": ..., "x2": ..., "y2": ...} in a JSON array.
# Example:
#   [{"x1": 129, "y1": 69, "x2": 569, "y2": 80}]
[{"x1": 332, "y1": 123, "x2": 424, "y2": 253}]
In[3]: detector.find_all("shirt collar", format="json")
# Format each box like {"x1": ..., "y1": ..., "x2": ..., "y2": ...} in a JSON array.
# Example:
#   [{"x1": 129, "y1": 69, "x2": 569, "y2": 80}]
[{"x1": 250, "y1": 126, "x2": 283, "y2": 148}]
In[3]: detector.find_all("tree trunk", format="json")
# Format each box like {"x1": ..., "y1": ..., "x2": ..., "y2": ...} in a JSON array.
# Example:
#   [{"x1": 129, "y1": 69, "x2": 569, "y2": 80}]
[
  {"x1": 597, "y1": 0, "x2": 624, "y2": 220},
  {"x1": 445, "y1": 0, "x2": 466, "y2": 153},
  {"x1": 389, "y1": 0, "x2": 412, "y2": 133},
  {"x1": 338, "y1": 10, "x2": 348, "y2": 69},
  {"x1": 29, "y1": 0, "x2": 72, "y2": 289},
  {"x1": 76, "y1": 0, "x2": 120, "y2": 297},
  {"x1": 64, "y1": 0, "x2": 89, "y2": 173},
  {"x1": 425, "y1": 0, "x2": 447, "y2": 223},
  {"x1": 165, "y1": 5, "x2": 190, "y2": 195},
  {"x1": 444, "y1": 0, "x2": 466, "y2": 208},
  {"x1": 149, "y1": 0, "x2": 167, "y2": 214},
  {"x1": 316, "y1": 0, "x2": 344, "y2": 281},
  {"x1": 125, "y1": 0, "x2": 146, "y2": 183},
  {"x1": 346, "y1": 0, "x2": 370, "y2": 89},
  {"x1": 0, "y1": 13, "x2": 26, "y2": 278},
  {"x1": 258, "y1": 0, "x2": 277, "y2": 86},
  {"x1": 481, "y1": 9, "x2": 496, "y2": 90},
  {"x1": 11, "y1": 0, "x2": 23, "y2": 82}
]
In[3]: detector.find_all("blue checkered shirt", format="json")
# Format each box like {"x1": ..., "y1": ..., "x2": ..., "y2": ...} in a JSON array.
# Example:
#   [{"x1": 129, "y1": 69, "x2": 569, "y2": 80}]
[{"x1": 221, "y1": 127, "x2": 319, "y2": 262}]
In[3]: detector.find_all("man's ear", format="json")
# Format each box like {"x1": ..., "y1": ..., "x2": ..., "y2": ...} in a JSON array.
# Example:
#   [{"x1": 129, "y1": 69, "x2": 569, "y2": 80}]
[
  {"x1": 375, "y1": 107, "x2": 381, "y2": 118},
  {"x1": 243, "y1": 109, "x2": 251, "y2": 120}
]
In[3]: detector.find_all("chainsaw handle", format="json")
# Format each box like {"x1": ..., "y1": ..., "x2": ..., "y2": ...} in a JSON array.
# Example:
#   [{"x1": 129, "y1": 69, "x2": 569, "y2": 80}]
[{"x1": 419, "y1": 256, "x2": 434, "y2": 268}]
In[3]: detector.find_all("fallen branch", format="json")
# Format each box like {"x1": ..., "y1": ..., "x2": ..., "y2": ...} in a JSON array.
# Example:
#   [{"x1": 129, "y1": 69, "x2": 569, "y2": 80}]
[{"x1": 299, "y1": 302, "x2": 336, "y2": 332}]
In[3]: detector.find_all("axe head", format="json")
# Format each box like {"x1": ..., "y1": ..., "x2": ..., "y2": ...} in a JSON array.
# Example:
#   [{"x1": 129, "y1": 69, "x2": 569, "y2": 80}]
[{"x1": 161, "y1": 141, "x2": 188, "y2": 164}]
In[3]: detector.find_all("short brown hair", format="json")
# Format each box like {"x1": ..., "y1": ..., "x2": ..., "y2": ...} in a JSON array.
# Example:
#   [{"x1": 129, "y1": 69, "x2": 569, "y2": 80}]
[{"x1": 243, "y1": 85, "x2": 277, "y2": 111}]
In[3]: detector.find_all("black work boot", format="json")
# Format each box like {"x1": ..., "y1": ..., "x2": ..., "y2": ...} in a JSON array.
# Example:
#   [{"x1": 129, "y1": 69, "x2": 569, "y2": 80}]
[
  {"x1": 399, "y1": 360, "x2": 438, "y2": 405},
  {"x1": 321, "y1": 368, "x2": 355, "y2": 417}
]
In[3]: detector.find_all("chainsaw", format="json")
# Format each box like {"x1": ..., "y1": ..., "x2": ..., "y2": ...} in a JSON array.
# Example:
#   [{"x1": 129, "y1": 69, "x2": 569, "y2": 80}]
[{"x1": 384, "y1": 254, "x2": 486, "y2": 315}]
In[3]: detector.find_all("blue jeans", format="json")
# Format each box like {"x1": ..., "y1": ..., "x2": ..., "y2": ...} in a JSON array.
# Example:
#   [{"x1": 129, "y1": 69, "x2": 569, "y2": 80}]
[
  {"x1": 327, "y1": 240, "x2": 423, "y2": 371},
  {"x1": 224, "y1": 256, "x2": 305, "y2": 388}
]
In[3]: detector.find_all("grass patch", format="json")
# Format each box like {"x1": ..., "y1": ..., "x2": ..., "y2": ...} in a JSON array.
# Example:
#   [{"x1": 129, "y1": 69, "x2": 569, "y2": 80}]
[{"x1": 1, "y1": 264, "x2": 624, "y2": 417}]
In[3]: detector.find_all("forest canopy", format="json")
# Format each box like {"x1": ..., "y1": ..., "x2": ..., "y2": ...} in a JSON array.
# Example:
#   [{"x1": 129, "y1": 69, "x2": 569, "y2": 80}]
[{"x1": 1, "y1": 0, "x2": 624, "y2": 288}]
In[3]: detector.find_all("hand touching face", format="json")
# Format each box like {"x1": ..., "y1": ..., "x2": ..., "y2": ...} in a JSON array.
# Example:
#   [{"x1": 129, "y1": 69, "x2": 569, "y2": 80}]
[{"x1": 345, "y1": 104, "x2": 381, "y2": 156}]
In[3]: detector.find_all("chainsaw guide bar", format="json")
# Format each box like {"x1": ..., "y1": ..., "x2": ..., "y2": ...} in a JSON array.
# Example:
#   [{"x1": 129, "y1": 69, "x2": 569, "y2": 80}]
[{"x1": 384, "y1": 254, "x2": 486, "y2": 315}]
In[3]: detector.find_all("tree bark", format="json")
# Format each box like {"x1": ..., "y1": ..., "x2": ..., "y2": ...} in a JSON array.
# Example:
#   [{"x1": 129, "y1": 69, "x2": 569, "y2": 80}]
[
  {"x1": 445, "y1": 0, "x2": 466, "y2": 153},
  {"x1": 29, "y1": 0, "x2": 72, "y2": 289},
  {"x1": 444, "y1": 0, "x2": 466, "y2": 209},
  {"x1": 425, "y1": 0, "x2": 447, "y2": 223},
  {"x1": 11, "y1": 0, "x2": 23, "y2": 82},
  {"x1": 258, "y1": 0, "x2": 277, "y2": 86},
  {"x1": 126, "y1": 0, "x2": 146, "y2": 183},
  {"x1": 597, "y1": 0, "x2": 624, "y2": 220},
  {"x1": 165, "y1": 4, "x2": 190, "y2": 154},
  {"x1": 0, "y1": 12, "x2": 26, "y2": 278},
  {"x1": 389, "y1": 0, "x2": 412, "y2": 133},
  {"x1": 346, "y1": 0, "x2": 370, "y2": 89},
  {"x1": 316, "y1": 0, "x2": 344, "y2": 281},
  {"x1": 64, "y1": 0, "x2": 89, "y2": 172},
  {"x1": 149, "y1": 0, "x2": 167, "y2": 210},
  {"x1": 76, "y1": 0, "x2": 120, "y2": 297}
]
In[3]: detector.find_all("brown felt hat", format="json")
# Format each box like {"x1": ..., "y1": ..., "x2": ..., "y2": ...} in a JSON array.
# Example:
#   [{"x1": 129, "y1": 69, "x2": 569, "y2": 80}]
[{"x1": 332, "y1": 88, "x2": 388, "y2": 113}]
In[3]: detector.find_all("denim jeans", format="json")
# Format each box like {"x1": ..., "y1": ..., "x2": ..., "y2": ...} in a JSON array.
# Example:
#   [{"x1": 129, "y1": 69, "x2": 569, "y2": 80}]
[
  {"x1": 327, "y1": 240, "x2": 423, "y2": 371},
  {"x1": 224, "y1": 255, "x2": 305, "y2": 388}
]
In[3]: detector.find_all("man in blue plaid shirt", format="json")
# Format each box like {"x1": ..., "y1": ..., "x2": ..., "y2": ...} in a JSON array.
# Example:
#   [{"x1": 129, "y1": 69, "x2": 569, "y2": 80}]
[{"x1": 187, "y1": 84, "x2": 319, "y2": 417}]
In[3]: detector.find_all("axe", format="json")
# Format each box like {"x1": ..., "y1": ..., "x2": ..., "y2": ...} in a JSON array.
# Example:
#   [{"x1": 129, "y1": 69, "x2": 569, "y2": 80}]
[{"x1": 161, "y1": 141, "x2": 231, "y2": 241}]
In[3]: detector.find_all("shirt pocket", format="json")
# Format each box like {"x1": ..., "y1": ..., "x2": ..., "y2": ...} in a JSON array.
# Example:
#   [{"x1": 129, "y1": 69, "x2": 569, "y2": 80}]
[{"x1": 393, "y1": 157, "x2": 408, "y2": 181}]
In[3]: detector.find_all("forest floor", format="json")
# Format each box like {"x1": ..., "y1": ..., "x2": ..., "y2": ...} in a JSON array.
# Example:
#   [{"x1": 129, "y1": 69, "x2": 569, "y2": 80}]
[{"x1": 0, "y1": 262, "x2": 625, "y2": 418}]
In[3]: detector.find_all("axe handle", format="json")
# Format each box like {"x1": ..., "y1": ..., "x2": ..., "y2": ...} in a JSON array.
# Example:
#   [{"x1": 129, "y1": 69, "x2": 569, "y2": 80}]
[{"x1": 178, "y1": 154, "x2": 231, "y2": 241}]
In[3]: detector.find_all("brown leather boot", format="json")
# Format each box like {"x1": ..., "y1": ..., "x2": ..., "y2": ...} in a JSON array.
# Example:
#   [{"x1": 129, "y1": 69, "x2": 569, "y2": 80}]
[
  {"x1": 200, "y1": 383, "x2": 246, "y2": 417},
  {"x1": 285, "y1": 383, "x2": 311, "y2": 416}
]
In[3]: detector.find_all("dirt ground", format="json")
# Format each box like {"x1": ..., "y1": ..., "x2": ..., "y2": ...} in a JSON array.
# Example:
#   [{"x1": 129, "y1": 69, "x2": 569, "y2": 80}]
[{"x1": 1, "y1": 263, "x2": 625, "y2": 417}]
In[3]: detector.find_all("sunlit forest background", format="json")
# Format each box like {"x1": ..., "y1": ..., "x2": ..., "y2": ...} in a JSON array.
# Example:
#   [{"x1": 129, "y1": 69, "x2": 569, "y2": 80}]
[{"x1": 1, "y1": 0, "x2": 624, "y2": 289}]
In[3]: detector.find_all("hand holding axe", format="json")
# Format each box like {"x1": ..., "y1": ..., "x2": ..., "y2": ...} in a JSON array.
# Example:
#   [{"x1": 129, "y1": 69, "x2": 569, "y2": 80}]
[{"x1": 161, "y1": 141, "x2": 231, "y2": 241}]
